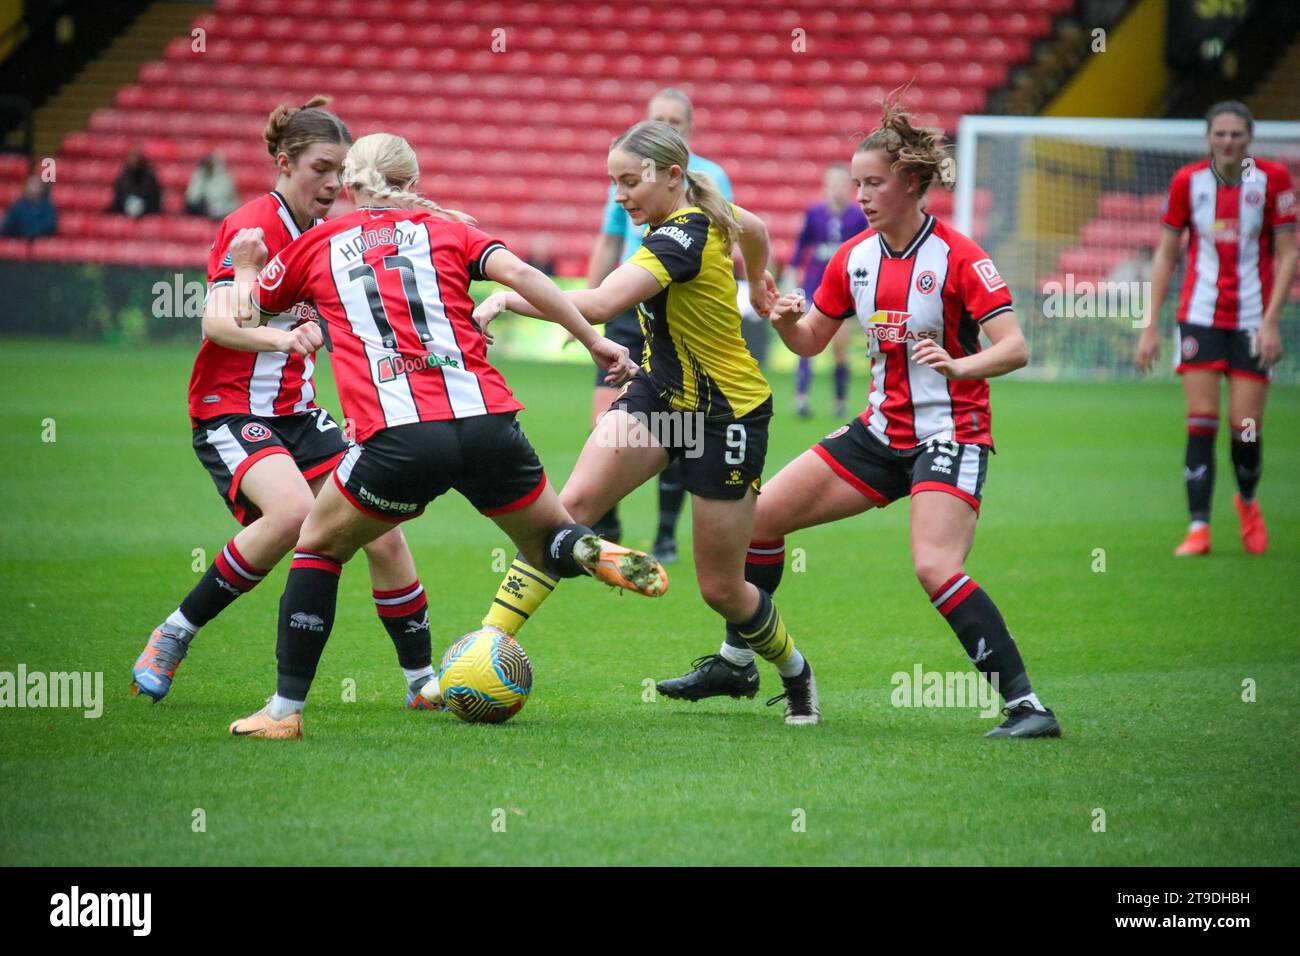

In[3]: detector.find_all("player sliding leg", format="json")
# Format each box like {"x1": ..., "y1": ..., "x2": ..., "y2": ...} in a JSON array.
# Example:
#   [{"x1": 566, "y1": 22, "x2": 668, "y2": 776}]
[{"x1": 478, "y1": 409, "x2": 670, "y2": 639}]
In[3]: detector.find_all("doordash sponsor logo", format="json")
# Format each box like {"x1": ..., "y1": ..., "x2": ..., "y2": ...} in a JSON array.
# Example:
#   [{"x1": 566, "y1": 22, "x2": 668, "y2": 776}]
[{"x1": 377, "y1": 353, "x2": 461, "y2": 383}]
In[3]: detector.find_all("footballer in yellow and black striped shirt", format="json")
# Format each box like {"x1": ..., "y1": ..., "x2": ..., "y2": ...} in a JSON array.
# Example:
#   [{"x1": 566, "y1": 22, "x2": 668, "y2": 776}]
[
  {"x1": 627, "y1": 200, "x2": 771, "y2": 421},
  {"x1": 472, "y1": 120, "x2": 811, "y2": 716}
]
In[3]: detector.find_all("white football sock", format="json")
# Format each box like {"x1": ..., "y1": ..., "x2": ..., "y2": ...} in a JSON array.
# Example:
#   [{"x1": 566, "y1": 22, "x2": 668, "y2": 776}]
[
  {"x1": 718, "y1": 643, "x2": 755, "y2": 667},
  {"x1": 776, "y1": 649, "x2": 806, "y2": 679},
  {"x1": 1006, "y1": 692, "x2": 1045, "y2": 712},
  {"x1": 403, "y1": 665, "x2": 434, "y2": 690},
  {"x1": 267, "y1": 694, "x2": 304, "y2": 720},
  {"x1": 1189, "y1": 520, "x2": 1209, "y2": 532},
  {"x1": 165, "y1": 609, "x2": 199, "y2": 636}
]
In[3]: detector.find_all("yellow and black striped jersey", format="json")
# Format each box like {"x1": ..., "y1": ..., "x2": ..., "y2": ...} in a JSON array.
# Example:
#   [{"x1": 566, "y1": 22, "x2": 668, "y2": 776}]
[{"x1": 627, "y1": 204, "x2": 771, "y2": 419}]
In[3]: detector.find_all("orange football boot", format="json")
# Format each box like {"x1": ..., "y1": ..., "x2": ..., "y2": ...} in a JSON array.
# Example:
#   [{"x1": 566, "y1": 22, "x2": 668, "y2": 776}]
[
  {"x1": 229, "y1": 704, "x2": 303, "y2": 739},
  {"x1": 1173, "y1": 525, "x2": 1211, "y2": 557},
  {"x1": 1234, "y1": 495, "x2": 1268, "y2": 554},
  {"x1": 574, "y1": 534, "x2": 669, "y2": 597}
]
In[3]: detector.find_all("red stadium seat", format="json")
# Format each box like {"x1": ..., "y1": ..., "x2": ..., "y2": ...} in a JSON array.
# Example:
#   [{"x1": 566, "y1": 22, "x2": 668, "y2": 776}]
[{"x1": 10, "y1": 0, "x2": 1061, "y2": 272}]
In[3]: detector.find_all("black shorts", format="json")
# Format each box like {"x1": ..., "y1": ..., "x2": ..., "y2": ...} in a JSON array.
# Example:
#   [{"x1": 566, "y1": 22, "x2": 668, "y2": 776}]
[
  {"x1": 608, "y1": 373, "x2": 771, "y2": 501},
  {"x1": 593, "y1": 310, "x2": 645, "y2": 386},
  {"x1": 333, "y1": 414, "x2": 546, "y2": 523},
  {"x1": 1175, "y1": 324, "x2": 1270, "y2": 381},
  {"x1": 192, "y1": 409, "x2": 349, "y2": 526},
  {"x1": 814, "y1": 417, "x2": 990, "y2": 513}
]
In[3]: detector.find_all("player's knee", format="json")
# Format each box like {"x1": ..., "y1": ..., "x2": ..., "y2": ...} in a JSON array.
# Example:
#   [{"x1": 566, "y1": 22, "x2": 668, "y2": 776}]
[
  {"x1": 698, "y1": 575, "x2": 748, "y2": 618},
  {"x1": 262, "y1": 496, "x2": 314, "y2": 551},
  {"x1": 913, "y1": 555, "x2": 959, "y2": 595},
  {"x1": 558, "y1": 487, "x2": 601, "y2": 527},
  {"x1": 362, "y1": 526, "x2": 407, "y2": 563}
]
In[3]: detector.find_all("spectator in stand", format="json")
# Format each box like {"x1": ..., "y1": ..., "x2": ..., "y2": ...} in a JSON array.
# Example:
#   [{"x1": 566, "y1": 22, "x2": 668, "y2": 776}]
[
  {"x1": 2, "y1": 170, "x2": 56, "y2": 238},
  {"x1": 108, "y1": 146, "x2": 162, "y2": 217},
  {"x1": 184, "y1": 152, "x2": 239, "y2": 220}
]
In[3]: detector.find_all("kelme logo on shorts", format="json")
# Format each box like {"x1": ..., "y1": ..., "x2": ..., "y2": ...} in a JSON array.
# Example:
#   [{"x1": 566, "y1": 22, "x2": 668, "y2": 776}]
[{"x1": 377, "y1": 353, "x2": 460, "y2": 383}]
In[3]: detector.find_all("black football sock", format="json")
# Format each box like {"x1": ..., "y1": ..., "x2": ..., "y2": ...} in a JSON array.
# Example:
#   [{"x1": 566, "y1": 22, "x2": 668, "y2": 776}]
[
  {"x1": 1230, "y1": 426, "x2": 1261, "y2": 501},
  {"x1": 656, "y1": 459, "x2": 686, "y2": 544},
  {"x1": 1185, "y1": 413, "x2": 1218, "y2": 524},
  {"x1": 929, "y1": 573, "x2": 1031, "y2": 702},
  {"x1": 543, "y1": 523, "x2": 596, "y2": 579},
  {"x1": 179, "y1": 538, "x2": 270, "y2": 630},
  {"x1": 722, "y1": 538, "x2": 786, "y2": 657},
  {"x1": 275, "y1": 550, "x2": 342, "y2": 703},
  {"x1": 372, "y1": 580, "x2": 432, "y2": 674}
]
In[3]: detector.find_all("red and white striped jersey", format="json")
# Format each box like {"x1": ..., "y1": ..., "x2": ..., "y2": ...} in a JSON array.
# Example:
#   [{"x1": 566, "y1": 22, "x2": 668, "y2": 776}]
[
  {"x1": 814, "y1": 215, "x2": 1012, "y2": 449},
  {"x1": 1162, "y1": 157, "x2": 1296, "y2": 330},
  {"x1": 252, "y1": 206, "x2": 521, "y2": 443},
  {"x1": 188, "y1": 192, "x2": 323, "y2": 422}
]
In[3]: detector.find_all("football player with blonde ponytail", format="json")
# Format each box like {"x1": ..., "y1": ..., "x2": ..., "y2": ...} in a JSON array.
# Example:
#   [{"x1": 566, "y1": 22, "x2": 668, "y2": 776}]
[
  {"x1": 222, "y1": 131, "x2": 666, "y2": 739},
  {"x1": 474, "y1": 120, "x2": 823, "y2": 726}
]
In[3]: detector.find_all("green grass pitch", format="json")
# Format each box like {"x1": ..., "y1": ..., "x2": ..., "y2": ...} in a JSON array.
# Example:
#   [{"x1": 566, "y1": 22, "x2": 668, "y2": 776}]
[{"x1": 0, "y1": 338, "x2": 1296, "y2": 866}]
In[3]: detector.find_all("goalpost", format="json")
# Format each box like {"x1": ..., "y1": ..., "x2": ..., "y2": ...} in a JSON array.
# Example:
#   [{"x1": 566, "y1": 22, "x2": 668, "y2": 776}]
[{"x1": 954, "y1": 116, "x2": 1300, "y2": 382}]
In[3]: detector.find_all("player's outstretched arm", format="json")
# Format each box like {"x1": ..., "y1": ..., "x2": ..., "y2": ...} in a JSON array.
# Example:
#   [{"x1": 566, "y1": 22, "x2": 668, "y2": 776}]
[
  {"x1": 1136, "y1": 227, "x2": 1181, "y2": 372},
  {"x1": 912, "y1": 311, "x2": 1028, "y2": 380},
  {"x1": 480, "y1": 247, "x2": 639, "y2": 384},
  {"x1": 476, "y1": 252, "x2": 659, "y2": 326}
]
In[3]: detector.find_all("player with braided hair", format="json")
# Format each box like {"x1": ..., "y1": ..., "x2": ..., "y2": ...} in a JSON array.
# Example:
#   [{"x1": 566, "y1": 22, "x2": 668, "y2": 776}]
[
  {"x1": 224, "y1": 132, "x2": 666, "y2": 739},
  {"x1": 133, "y1": 98, "x2": 441, "y2": 713}
]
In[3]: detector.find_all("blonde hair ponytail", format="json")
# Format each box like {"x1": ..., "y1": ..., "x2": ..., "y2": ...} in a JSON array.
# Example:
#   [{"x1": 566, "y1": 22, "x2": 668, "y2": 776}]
[
  {"x1": 683, "y1": 169, "x2": 738, "y2": 245},
  {"x1": 342, "y1": 133, "x2": 475, "y2": 223},
  {"x1": 611, "y1": 120, "x2": 739, "y2": 245}
]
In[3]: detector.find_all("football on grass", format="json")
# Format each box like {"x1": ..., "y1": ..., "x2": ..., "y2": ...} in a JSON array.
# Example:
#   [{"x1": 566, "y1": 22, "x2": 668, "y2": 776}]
[{"x1": 437, "y1": 627, "x2": 533, "y2": 724}]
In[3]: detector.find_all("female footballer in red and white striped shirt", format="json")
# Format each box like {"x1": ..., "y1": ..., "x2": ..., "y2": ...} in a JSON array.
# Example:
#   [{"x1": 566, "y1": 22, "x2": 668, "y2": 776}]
[
  {"x1": 1136, "y1": 101, "x2": 1297, "y2": 556},
  {"x1": 223, "y1": 133, "x2": 665, "y2": 738},
  {"x1": 133, "y1": 98, "x2": 439, "y2": 711},
  {"x1": 657, "y1": 102, "x2": 1059, "y2": 738}
]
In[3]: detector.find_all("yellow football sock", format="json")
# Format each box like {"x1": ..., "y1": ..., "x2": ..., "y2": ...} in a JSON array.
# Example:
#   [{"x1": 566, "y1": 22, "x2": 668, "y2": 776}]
[
  {"x1": 482, "y1": 558, "x2": 558, "y2": 635},
  {"x1": 736, "y1": 590, "x2": 795, "y2": 667}
]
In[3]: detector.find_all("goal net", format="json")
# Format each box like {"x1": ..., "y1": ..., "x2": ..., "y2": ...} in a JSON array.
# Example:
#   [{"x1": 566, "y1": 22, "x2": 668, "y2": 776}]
[{"x1": 954, "y1": 116, "x2": 1300, "y2": 382}]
